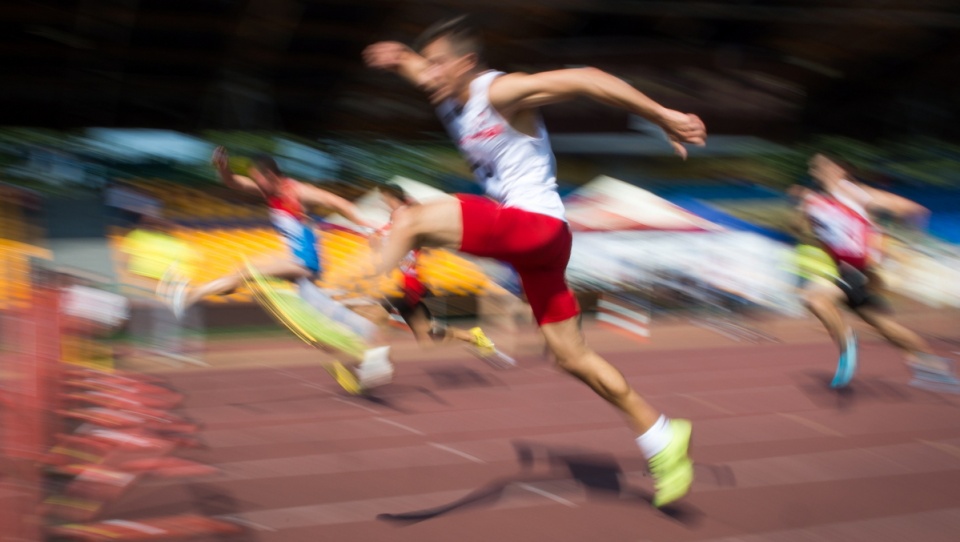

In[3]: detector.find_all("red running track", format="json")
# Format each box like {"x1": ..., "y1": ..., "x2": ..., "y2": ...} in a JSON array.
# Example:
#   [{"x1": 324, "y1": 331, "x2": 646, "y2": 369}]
[{"x1": 104, "y1": 327, "x2": 960, "y2": 542}]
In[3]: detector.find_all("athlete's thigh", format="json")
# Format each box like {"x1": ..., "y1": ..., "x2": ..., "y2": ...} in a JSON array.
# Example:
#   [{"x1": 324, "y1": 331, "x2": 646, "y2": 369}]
[
  {"x1": 247, "y1": 256, "x2": 313, "y2": 282},
  {"x1": 853, "y1": 304, "x2": 920, "y2": 353},
  {"x1": 854, "y1": 304, "x2": 894, "y2": 328},
  {"x1": 516, "y1": 264, "x2": 580, "y2": 330},
  {"x1": 457, "y1": 196, "x2": 568, "y2": 264},
  {"x1": 403, "y1": 198, "x2": 463, "y2": 251},
  {"x1": 802, "y1": 279, "x2": 845, "y2": 306}
]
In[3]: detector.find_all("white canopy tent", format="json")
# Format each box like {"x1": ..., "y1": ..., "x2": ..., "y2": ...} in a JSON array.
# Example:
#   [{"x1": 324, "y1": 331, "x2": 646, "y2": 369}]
[
  {"x1": 563, "y1": 175, "x2": 722, "y2": 232},
  {"x1": 563, "y1": 176, "x2": 798, "y2": 312}
]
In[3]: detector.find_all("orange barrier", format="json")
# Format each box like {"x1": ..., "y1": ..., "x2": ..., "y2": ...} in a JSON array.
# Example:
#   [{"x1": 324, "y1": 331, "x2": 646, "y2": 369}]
[
  {"x1": 110, "y1": 225, "x2": 493, "y2": 302},
  {"x1": 0, "y1": 240, "x2": 50, "y2": 310},
  {"x1": 1, "y1": 262, "x2": 241, "y2": 540},
  {"x1": 49, "y1": 514, "x2": 243, "y2": 541},
  {"x1": 0, "y1": 272, "x2": 61, "y2": 541}
]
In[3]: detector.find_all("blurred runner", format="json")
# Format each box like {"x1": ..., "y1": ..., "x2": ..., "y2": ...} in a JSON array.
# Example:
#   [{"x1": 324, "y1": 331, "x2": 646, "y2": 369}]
[
  {"x1": 374, "y1": 182, "x2": 514, "y2": 368},
  {"x1": 793, "y1": 154, "x2": 958, "y2": 389},
  {"x1": 364, "y1": 15, "x2": 706, "y2": 506},
  {"x1": 161, "y1": 148, "x2": 394, "y2": 388}
]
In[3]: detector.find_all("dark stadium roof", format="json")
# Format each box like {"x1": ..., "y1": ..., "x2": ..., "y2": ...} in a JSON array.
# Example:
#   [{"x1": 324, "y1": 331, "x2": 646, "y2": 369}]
[{"x1": 4, "y1": 0, "x2": 959, "y2": 141}]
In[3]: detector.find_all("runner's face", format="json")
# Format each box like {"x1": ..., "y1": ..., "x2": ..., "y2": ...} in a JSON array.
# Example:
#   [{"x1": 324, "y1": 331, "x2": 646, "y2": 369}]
[
  {"x1": 420, "y1": 37, "x2": 476, "y2": 104},
  {"x1": 809, "y1": 155, "x2": 843, "y2": 190}
]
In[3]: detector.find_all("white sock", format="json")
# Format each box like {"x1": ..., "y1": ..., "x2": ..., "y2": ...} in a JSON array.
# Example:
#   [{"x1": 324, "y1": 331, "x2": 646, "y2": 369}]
[
  {"x1": 357, "y1": 347, "x2": 394, "y2": 388},
  {"x1": 635, "y1": 415, "x2": 673, "y2": 459},
  {"x1": 361, "y1": 346, "x2": 392, "y2": 369}
]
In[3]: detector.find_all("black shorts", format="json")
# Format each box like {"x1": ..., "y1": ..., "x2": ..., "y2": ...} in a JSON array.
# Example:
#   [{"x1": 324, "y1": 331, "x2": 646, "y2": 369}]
[
  {"x1": 386, "y1": 291, "x2": 432, "y2": 321},
  {"x1": 836, "y1": 263, "x2": 889, "y2": 312}
]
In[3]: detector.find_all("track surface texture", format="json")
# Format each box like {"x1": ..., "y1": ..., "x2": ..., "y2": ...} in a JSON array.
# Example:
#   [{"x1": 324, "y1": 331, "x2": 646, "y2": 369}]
[{"x1": 109, "y1": 313, "x2": 960, "y2": 542}]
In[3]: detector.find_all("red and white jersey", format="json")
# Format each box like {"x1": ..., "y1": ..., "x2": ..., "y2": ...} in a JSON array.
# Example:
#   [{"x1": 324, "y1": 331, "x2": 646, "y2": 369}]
[
  {"x1": 266, "y1": 179, "x2": 308, "y2": 241},
  {"x1": 265, "y1": 179, "x2": 306, "y2": 221},
  {"x1": 264, "y1": 179, "x2": 321, "y2": 272},
  {"x1": 437, "y1": 70, "x2": 566, "y2": 221},
  {"x1": 802, "y1": 181, "x2": 876, "y2": 270}
]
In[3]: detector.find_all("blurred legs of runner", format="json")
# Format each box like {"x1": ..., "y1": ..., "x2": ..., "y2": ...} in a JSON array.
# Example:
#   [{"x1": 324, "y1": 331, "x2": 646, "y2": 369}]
[
  {"x1": 376, "y1": 196, "x2": 693, "y2": 507},
  {"x1": 167, "y1": 258, "x2": 394, "y2": 387},
  {"x1": 802, "y1": 280, "x2": 858, "y2": 387},
  {"x1": 802, "y1": 266, "x2": 955, "y2": 387},
  {"x1": 387, "y1": 287, "x2": 513, "y2": 367}
]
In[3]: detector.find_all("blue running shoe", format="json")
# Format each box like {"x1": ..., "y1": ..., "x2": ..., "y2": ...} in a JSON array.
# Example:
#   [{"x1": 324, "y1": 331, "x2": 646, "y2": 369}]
[
  {"x1": 908, "y1": 355, "x2": 960, "y2": 386},
  {"x1": 831, "y1": 331, "x2": 858, "y2": 388}
]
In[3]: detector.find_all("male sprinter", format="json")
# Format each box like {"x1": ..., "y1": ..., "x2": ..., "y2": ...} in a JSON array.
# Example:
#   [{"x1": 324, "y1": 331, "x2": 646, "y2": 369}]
[
  {"x1": 165, "y1": 147, "x2": 394, "y2": 387},
  {"x1": 795, "y1": 153, "x2": 957, "y2": 388},
  {"x1": 364, "y1": 16, "x2": 706, "y2": 506}
]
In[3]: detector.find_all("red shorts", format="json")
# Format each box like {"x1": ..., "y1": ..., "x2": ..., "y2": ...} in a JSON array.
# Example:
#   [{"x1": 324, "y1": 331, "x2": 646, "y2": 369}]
[
  {"x1": 457, "y1": 195, "x2": 580, "y2": 325},
  {"x1": 402, "y1": 273, "x2": 428, "y2": 308}
]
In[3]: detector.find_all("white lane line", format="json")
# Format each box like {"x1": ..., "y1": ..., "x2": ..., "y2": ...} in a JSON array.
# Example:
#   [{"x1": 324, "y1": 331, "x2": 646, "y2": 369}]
[
  {"x1": 517, "y1": 483, "x2": 578, "y2": 508},
  {"x1": 375, "y1": 417, "x2": 425, "y2": 435},
  {"x1": 676, "y1": 393, "x2": 736, "y2": 415},
  {"x1": 777, "y1": 412, "x2": 843, "y2": 437},
  {"x1": 332, "y1": 397, "x2": 380, "y2": 414},
  {"x1": 261, "y1": 365, "x2": 334, "y2": 394},
  {"x1": 428, "y1": 442, "x2": 486, "y2": 464},
  {"x1": 300, "y1": 382, "x2": 335, "y2": 395},
  {"x1": 216, "y1": 515, "x2": 278, "y2": 532},
  {"x1": 919, "y1": 439, "x2": 960, "y2": 461}
]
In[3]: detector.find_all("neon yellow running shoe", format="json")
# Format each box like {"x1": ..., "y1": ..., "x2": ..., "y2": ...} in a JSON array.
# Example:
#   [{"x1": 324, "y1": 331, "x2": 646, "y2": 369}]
[
  {"x1": 470, "y1": 327, "x2": 496, "y2": 356},
  {"x1": 323, "y1": 361, "x2": 364, "y2": 395},
  {"x1": 649, "y1": 419, "x2": 694, "y2": 508},
  {"x1": 467, "y1": 327, "x2": 517, "y2": 369}
]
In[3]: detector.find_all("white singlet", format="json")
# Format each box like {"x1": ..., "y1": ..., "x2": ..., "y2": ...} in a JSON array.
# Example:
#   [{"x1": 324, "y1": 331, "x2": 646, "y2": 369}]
[
  {"x1": 802, "y1": 180, "x2": 878, "y2": 271},
  {"x1": 437, "y1": 70, "x2": 566, "y2": 221}
]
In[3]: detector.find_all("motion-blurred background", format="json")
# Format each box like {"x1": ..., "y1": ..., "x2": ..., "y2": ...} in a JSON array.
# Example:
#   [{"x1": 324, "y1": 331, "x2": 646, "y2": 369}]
[{"x1": 2, "y1": 3, "x2": 960, "y2": 539}]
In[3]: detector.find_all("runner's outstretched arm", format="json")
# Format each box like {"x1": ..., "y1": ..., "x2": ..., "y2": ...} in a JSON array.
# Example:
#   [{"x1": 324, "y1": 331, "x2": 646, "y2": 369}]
[
  {"x1": 487, "y1": 68, "x2": 706, "y2": 158},
  {"x1": 363, "y1": 44, "x2": 705, "y2": 158},
  {"x1": 362, "y1": 42, "x2": 432, "y2": 89},
  {"x1": 296, "y1": 183, "x2": 377, "y2": 230},
  {"x1": 211, "y1": 146, "x2": 268, "y2": 195},
  {"x1": 860, "y1": 186, "x2": 930, "y2": 228}
]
